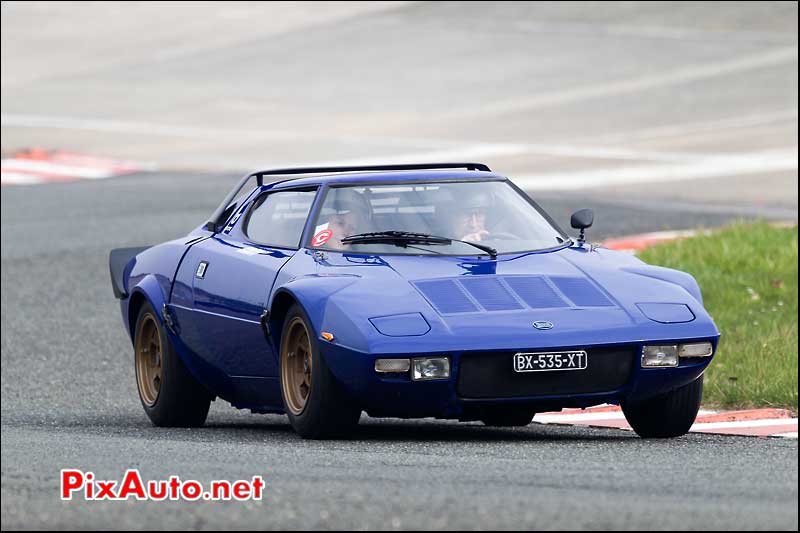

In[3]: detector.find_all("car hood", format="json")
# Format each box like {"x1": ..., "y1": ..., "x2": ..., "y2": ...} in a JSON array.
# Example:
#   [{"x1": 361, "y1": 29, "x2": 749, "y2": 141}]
[{"x1": 311, "y1": 246, "x2": 719, "y2": 354}]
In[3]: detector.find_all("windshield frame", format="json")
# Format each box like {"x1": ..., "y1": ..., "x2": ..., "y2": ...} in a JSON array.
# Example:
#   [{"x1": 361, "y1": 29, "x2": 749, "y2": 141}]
[{"x1": 302, "y1": 177, "x2": 573, "y2": 257}]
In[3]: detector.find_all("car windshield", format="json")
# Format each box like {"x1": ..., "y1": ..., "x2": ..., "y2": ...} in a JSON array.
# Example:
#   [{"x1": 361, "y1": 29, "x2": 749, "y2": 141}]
[{"x1": 309, "y1": 180, "x2": 568, "y2": 255}]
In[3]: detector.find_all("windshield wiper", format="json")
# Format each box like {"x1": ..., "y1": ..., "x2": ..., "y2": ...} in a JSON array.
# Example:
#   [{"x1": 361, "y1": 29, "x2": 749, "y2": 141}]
[{"x1": 340, "y1": 231, "x2": 497, "y2": 259}]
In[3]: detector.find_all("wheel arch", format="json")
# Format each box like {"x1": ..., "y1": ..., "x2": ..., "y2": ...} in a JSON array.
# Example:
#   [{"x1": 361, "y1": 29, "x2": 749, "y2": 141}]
[
  {"x1": 127, "y1": 291, "x2": 147, "y2": 342},
  {"x1": 126, "y1": 275, "x2": 169, "y2": 343},
  {"x1": 268, "y1": 289, "x2": 301, "y2": 350}
]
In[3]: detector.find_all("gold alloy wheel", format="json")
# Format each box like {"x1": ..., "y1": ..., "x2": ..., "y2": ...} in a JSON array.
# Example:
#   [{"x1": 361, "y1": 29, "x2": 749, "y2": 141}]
[
  {"x1": 135, "y1": 313, "x2": 162, "y2": 407},
  {"x1": 281, "y1": 317, "x2": 313, "y2": 415}
]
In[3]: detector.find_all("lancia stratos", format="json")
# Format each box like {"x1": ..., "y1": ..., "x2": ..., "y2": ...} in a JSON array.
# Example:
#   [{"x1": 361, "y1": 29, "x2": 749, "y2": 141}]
[{"x1": 109, "y1": 163, "x2": 719, "y2": 439}]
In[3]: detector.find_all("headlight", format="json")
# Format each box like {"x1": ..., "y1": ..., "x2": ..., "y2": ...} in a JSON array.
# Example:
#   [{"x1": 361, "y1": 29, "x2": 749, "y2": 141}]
[
  {"x1": 412, "y1": 357, "x2": 450, "y2": 380},
  {"x1": 642, "y1": 345, "x2": 679, "y2": 367},
  {"x1": 678, "y1": 342, "x2": 713, "y2": 358},
  {"x1": 374, "y1": 358, "x2": 411, "y2": 373}
]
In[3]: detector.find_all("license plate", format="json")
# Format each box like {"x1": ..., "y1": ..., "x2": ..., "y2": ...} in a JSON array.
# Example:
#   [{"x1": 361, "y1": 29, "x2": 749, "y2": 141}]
[{"x1": 513, "y1": 350, "x2": 588, "y2": 372}]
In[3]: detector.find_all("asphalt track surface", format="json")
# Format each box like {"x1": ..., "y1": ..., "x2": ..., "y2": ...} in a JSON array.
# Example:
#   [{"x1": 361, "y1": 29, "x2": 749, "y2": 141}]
[{"x1": 1, "y1": 2, "x2": 798, "y2": 530}]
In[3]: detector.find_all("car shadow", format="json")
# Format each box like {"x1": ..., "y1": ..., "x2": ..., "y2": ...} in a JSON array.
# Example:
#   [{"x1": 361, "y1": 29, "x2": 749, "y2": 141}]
[
  {"x1": 11, "y1": 411, "x2": 635, "y2": 444},
  {"x1": 342, "y1": 419, "x2": 635, "y2": 443}
]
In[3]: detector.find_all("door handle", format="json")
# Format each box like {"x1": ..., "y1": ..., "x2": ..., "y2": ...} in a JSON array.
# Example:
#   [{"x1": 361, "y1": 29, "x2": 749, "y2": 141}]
[{"x1": 195, "y1": 261, "x2": 209, "y2": 279}]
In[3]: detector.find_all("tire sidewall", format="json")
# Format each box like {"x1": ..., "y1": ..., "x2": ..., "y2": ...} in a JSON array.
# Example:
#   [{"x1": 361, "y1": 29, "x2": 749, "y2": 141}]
[
  {"x1": 133, "y1": 300, "x2": 211, "y2": 427},
  {"x1": 134, "y1": 301, "x2": 171, "y2": 420},
  {"x1": 279, "y1": 304, "x2": 324, "y2": 430},
  {"x1": 279, "y1": 303, "x2": 362, "y2": 439}
]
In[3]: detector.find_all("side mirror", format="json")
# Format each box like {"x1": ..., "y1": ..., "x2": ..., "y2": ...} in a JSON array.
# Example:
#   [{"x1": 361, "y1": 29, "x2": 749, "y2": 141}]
[{"x1": 570, "y1": 209, "x2": 594, "y2": 245}]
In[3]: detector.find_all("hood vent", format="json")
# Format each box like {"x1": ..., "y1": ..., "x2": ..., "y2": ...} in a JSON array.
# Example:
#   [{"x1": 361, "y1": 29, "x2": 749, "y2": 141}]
[
  {"x1": 504, "y1": 276, "x2": 569, "y2": 309},
  {"x1": 459, "y1": 277, "x2": 523, "y2": 311},
  {"x1": 414, "y1": 279, "x2": 478, "y2": 314},
  {"x1": 414, "y1": 275, "x2": 614, "y2": 315},
  {"x1": 551, "y1": 276, "x2": 614, "y2": 307}
]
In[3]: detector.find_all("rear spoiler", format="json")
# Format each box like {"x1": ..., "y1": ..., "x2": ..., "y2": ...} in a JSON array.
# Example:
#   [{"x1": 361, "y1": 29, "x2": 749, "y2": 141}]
[
  {"x1": 109, "y1": 247, "x2": 150, "y2": 299},
  {"x1": 205, "y1": 162, "x2": 492, "y2": 233}
]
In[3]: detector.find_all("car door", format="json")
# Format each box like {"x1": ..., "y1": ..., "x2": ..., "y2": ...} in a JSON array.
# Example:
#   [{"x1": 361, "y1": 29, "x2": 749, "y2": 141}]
[{"x1": 171, "y1": 187, "x2": 318, "y2": 406}]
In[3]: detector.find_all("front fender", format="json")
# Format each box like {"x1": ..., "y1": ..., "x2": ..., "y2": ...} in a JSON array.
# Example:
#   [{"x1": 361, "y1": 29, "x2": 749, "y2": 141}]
[
  {"x1": 269, "y1": 274, "x2": 380, "y2": 389},
  {"x1": 623, "y1": 265, "x2": 704, "y2": 305},
  {"x1": 269, "y1": 274, "x2": 362, "y2": 341}
]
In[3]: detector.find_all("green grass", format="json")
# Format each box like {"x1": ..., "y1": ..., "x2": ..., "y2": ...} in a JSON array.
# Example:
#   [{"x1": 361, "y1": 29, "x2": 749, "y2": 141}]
[{"x1": 638, "y1": 222, "x2": 798, "y2": 412}]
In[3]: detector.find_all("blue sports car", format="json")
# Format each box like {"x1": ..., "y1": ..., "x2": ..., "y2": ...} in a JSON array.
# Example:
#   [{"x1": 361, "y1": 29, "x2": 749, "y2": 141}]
[{"x1": 110, "y1": 163, "x2": 720, "y2": 439}]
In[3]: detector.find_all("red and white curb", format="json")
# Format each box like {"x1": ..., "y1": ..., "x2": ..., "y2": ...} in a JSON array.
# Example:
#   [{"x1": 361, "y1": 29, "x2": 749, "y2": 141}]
[
  {"x1": 601, "y1": 229, "x2": 712, "y2": 253},
  {"x1": 535, "y1": 405, "x2": 798, "y2": 438},
  {"x1": 602, "y1": 222, "x2": 796, "y2": 253},
  {"x1": 1, "y1": 148, "x2": 153, "y2": 186}
]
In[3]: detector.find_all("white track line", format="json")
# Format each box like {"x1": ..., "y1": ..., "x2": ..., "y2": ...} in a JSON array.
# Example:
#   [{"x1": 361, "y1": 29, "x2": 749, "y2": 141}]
[
  {"x1": 439, "y1": 47, "x2": 798, "y2": 120},
  {"x1": 301, "y1": 143, "x2": 530, "y2": 168},
  {"x1": 6, "y1": 109, "x2": 794, "y2": 149},
  {"x1": 0, "y1": 172, "x2": 46, "y2": 185},
  {"x1": 512, "y1": 20, "x2": 796, "y2": 45},
  {"x1": 4, "y1": 107, "x2": 796, "y2": 172},
  {"x1": 512, "y1": 148, "x2": 798, "y2": 190},
  {"x1": 0, "y1": 113, "x2": 459, "y2": 150},
  {"x1": 0, "y1": 113, "x2": 727, "y2": 167},
  {"x1": 498, "y1": 144, "x2": 705, "y2": 163},
  {"x1": 0, "y1": 114, "x2": 693, "y2": 163},
  {"x1": 535, "y1": 411, "x2": 628, "y2": 424},
  {"x1": 589, "y1": 109, "x2": 798, "y2": 144},
  {"x1": 690, "y1": 419, "x2": 798, "y2": 431},
  {"x1": 272, "y1": 143, "x2": 788, "y2": 173},
  {"x1": 535, "y1": 409, "x2": 797, "y2": 438},
  {"x1": 535, "y1": 408, "x2": 718, "y2": 424}
]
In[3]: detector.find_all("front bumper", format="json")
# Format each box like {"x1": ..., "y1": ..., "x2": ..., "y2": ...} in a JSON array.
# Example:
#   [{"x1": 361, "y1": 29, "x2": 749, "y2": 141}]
[{"x1": 321, "y1": 338, "x2": 717, "y2": 419}]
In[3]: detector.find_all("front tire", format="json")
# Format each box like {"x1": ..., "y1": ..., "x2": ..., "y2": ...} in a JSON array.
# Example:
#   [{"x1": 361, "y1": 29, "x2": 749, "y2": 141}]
[
  {"x1": 134, "y1": 301, "x2": 211, "y2": 427},
  {"x1": 622, "y1": 375, "x2": 703, "y2": 438},
  {"x1": 279, "y1": 304, "x2": 361, "y2": 439}
]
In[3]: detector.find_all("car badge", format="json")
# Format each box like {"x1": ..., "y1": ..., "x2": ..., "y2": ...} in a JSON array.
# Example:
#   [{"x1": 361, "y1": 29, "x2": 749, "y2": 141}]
[{"x1": 533, "y1": 320, "x2": 554, "y2": 330}]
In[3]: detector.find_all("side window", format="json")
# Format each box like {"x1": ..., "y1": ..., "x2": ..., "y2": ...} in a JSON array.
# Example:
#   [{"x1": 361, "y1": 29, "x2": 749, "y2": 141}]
[{"x1": 244, "y1": 189, "x2": 317, "y2": 248}]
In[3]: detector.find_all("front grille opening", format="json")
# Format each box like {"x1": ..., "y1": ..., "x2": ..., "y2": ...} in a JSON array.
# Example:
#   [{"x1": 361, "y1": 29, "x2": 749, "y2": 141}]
[{"x1": 457, "y1": 346, "x2": 636, "y2": 399}]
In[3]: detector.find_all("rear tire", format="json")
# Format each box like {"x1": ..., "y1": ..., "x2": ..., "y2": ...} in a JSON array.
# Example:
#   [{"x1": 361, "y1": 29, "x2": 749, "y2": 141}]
[
  {"x1": 480, "y1": 408, "x2": 536, "y2": 427},
  {"x1": 280, "y1": 304, "x2": 361, "y2": 439},
  {"x1": 134, "y1": 301, "x2": 211, "y2": 427},
  {"x1": 622, "y1": 375, "x2": 703, "y2": 438}
]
